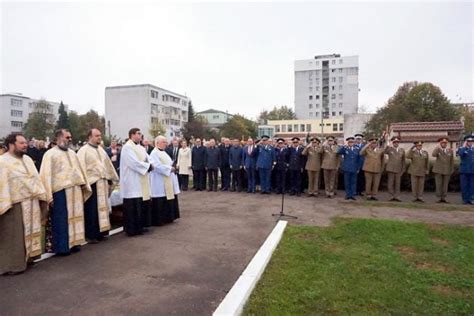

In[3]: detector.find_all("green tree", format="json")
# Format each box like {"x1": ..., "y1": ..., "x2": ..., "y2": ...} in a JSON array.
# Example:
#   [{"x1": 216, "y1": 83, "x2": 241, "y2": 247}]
[
  {"x1": 23, "y1": 99, "x2": 55, "y2": 140},
  {"x1": 149, "y1": 119, "x2": 166, "y2": 138},
  {"x1": 258, "y1": 105, "x2": 297, "y2": 124},
  {"x1": 55, "y1": 101, "x2": 70, "y2": 130},
  {"x1": 75, "y1": 110, "x2": 105, "y2": 144},
  {"x1": 365, "y1": 82, "x2": 460, "y2": 136},
  {"x1": 220, "y1": 114, "x2": 257, "y2": 139},
  {"x1": 181, "y1": 114, "x2": 210, "y2": 140},
  {"x1": 68, "y1": 111, "x2": 81, "y2": 143},
  {"x1": 187, "y1": 100, "x2": 195, "y2": 122},
  {"x1": 461, "y1": 106, "x2": 474, "y2": 134}
]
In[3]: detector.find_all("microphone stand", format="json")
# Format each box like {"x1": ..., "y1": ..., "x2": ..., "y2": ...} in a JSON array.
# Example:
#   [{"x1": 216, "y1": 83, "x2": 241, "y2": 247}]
[{"x1": 272, "y1": 165, "x2": 298, "y2": 221}]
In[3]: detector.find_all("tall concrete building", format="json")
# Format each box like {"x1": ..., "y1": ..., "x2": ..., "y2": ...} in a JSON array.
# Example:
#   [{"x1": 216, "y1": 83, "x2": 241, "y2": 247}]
[
  {"x1": 0, "y1": 93, "x2": 68, "y2": 138},
  {"x1": 295, "y1": 54, "x2": 359, "y2": 120},
  {"x1": 105, "y1": 84, "x2": 190, "y2": 141}
]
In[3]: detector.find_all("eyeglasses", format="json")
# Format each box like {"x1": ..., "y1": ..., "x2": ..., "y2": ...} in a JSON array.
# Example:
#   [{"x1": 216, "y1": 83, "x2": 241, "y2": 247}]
[{"x1": 65, "y1": 136, "x2": 72, "y2": 139}]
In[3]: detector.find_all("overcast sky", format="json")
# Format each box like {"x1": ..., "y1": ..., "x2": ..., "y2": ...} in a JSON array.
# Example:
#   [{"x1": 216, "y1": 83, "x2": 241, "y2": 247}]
[{"x1": 1, "y1": 1, "x2": 472, "y2": 119}]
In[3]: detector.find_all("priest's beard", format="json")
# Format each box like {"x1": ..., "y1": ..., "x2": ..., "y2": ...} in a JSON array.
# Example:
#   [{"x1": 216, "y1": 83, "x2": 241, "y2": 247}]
[{"x1": 13, "y1": 149, "x2": 25, "y2": 158}]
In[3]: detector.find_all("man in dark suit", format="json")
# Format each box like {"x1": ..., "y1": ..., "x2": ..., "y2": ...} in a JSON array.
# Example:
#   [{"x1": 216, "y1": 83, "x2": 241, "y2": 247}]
[
  {"x1": 219, "y1": 138, "x2": 231, "y2": 191},
  {"x1": 229, "y1": 139, "x2": 244, "y2": 192},
  {"x1": 243, "y1": 138, "x2": 258, "y2": 193},
  {"x1": 288, "y1": 137, "x2": 305, "y2": 196},
  {"x1": 191, "y1": 138, "x2": 206, "y2": 191},
  {"x1": 205, "y1": 138, "x2": 220, "y2": 191},
  {"x1": 166, "y1": 138, "x2": 180, "y2": 167},
  {"x1": 142, "y1": 138, "x2": 154, "y2": 155}
]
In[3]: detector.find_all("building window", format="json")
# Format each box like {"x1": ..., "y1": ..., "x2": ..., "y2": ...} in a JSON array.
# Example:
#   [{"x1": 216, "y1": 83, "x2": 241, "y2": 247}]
[
  {"x1": 294, "y1": 124, "x2": 299, "y2": 132},
  {"x1": 331, "y1": 60, "x2": 335, "y2": 65},
  {"x1": 339, "y1": 111, "x2": 343, "y2": 116},
  {"x1": 282, "y1": 125, "x2": 287, "y2": 132},
  {"x1": 309, "y1": 87, "x2": 313, "y2": 92},
  {"x1": 316, "y1": 95, "x2": 320, "y2": 100},
  {"x1": 331, "y1": 86, "x2": 335, "y2": 91},
  {"x1": 331, "y1": 103, "x2": 336, "y2": 108},
  {"x1": 315, "y1": 112, "x2": 319, "y2": 118},
  {"x1": 339, "y1": 59, "x2": 343, "y2": 64},
  {"x1": 11, "y1": 121, "x2": 23, "y2": 128},
  {"x1": 309, "y1": 95, "x2": 313, "y2": 100},
  {"x1": 339, "y1": 93, "x2": 343, "y2": 99},
  {"x1": 332, "y1": 77, "x2": 336, "y2": 82},
  {"x1": 11, "y1": 110, "x2": 23, "y2": 117},
  {"x1": 151, "y1": 90, "x2": 159, "y2": 98},
  {"x1": 287, "y1": 124, "x2": 292, "y2": 132},
  {"x1": 213, "y1": 115, "x2": 219, "y2": 119},
  {"x1": 309, "y1": 104, "x2": 313, "y2": 109},
  {"x1": 331, "y1": 94, "x2": 336, "y2": 100},
  {"x1": 307, "y1": 124, "x2": 312, "y2": 132},
  {"x1": 331, "y1": 69, "x2": 335, "y2": 73},
  {"x1": 309, "y1": 79, "x2": 313, "y2": 86},
  {"x1": 315, "y1": 86, "x2": 320, "y2": 91},
  {"x1": 275, "y1": 125, "x2": 281, "y2": 132},
  {"x1": 339, "y1": 77, "x2": 343, "y2": 83},
  {"x1": 309, "y1": 112, "x2": 313, "y2": 117},
  {"x1": 332, "y1": 111, "x2": 336, "y2": 116},
  {"x1": 315, "y1": 104, "x2": 319, "y2": 109},
  {"x1": 315, "y1": 61, "x2": 319, "y2": 66},
  {"x1": 339, "y1": 103, "x2": 343, "y2": 108},
  {"x1": 300, "y1": 124, "x2": 305, "y2": 132},
  {"x1": 339, "y1": 123, "x2": 344, "y2": 131},
  {"x1": 339, "y1": 85, "x2": 343, "y2": 90},
  {"x1": 308, "y1": 71, "x2": 313, "y2": 78},
  {"x1": 315, "y1": 78, "x2": 320, "y2": 84},
  {"x1": 333, "y1": 123, "x2": 338, "y2": 131},
  {"x1": 339, "y1": 68, "x2": 343, "y2": 73},
  {"x1": 151, "y1": 104, "x2": 158, "y2": 113},
  {"x1": 11, "y1": 99, "x2": 22, "y2": 106}
]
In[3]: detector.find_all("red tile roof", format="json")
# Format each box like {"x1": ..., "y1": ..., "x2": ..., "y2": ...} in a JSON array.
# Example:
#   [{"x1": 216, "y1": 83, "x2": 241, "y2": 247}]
[{"x1": 390, "y1": 121, "x2": 463, "y2": 132}]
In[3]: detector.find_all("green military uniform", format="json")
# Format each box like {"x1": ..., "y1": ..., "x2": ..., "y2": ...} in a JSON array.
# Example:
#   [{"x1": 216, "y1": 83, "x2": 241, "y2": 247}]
[
  {"x1": 432, "y1": 138, "x2": 454, "y2": 202},
  {"x1": 321, "y1": 138, "x2": 340, "y2": 197},
  {"x1": 384, "y1": 137, "x2": 405, "y2": 201},
  {"x1": 302, "y1": 138, "x2": 323, "y2": 196},
  {"x1": 360, "y1": 140, "x2": 384, "y2": 200},
  {"x1": 406, "y1": 142, "x2": 429, "y2": 201}
]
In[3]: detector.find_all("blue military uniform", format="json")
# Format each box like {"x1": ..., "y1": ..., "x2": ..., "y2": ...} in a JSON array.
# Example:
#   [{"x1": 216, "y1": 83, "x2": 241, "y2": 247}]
[
  {"x1": 457, "y1": 137, "x2": 474, "y2": 204},
  {"x1": 337, "y1": 141, "x2": 361, "y2": 199},
  {"x1": 243, "y1": 144, "x2": 258, "y2": 193},
  {"x1": 273, "y1": 145, "x2": 289, "y2": 194},
  {"x1": 288, "y1": 146, "x2": 305, "y2": 195},
  {"x1": 229, "y1": 145, "x2": 244, "y2": 191},
  {"x1": 354, "y1": 135, "x2": 366, "y2": 195},
  {"x1": 256, "y1": 140, "x2": 275, "y2": 194}
]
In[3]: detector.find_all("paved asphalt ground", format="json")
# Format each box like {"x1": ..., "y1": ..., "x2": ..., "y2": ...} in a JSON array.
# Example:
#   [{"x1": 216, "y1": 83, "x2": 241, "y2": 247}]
[{"x1": 1, "y1": 190, "x2": 473, "y2": 315}]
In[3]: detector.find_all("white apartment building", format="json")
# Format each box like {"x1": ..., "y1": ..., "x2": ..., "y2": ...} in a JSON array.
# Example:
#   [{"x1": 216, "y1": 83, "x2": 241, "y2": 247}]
[
  {"x1": 105, "y1": 84, "x2": 190, "y2": 141},
  {"x1": 295, "y1": 54, "x2": 359, "y2": 120},
  {"x1": 0, "y1": 93, "x2": 68, "y2": 138}
]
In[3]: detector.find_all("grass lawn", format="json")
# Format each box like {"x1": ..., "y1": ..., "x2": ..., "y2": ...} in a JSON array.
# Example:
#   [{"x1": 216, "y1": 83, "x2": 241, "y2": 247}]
[{"x1": 244, "y1": 219, "x2": 474, "y2": 315}]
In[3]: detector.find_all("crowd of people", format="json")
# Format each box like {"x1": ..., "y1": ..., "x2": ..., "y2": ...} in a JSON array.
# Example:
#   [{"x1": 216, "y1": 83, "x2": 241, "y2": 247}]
[
  {"x1": 0, "y1": 128, "x2": 179, "y2": 276},
  {"x1": 0, "y1": 127, "x2": 473, "y2": 276}
]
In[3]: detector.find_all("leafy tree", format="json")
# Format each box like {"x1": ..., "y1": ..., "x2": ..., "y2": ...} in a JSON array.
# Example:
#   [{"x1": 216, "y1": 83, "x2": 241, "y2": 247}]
[
  {"x1": 68, "y1": 111, "x2": 81, "y2": 143},
  {"x1": 181, "y1": 115, "x2": 210, "y2": 140},
  {"x1": 74, "y1": 110, "x2": 105, "y2": 144},
  {"x1": 220, "y1": 114, "x2": 257, "y2": 139},
  {"x1": 23, "y1": 99, "x2": 55, "y2": 140},
  {"x1": 55, "y1": 101, "x2": 69, "y2": 130},
  {"x1": 187, "y1": 100, "x2": 195, "y2": 122},
  {"x1": 149, "y1": 120, "x2": 166, "y2": 138},
  {"x1": 460, "y1": 106, "x2": 474, "y2": 134},
  {"x1": 258, "y1": 105, "x2": 296, "y2": 123},
  {"x1": 365, "y1": 82, "x2": 460, "y2": 136}
]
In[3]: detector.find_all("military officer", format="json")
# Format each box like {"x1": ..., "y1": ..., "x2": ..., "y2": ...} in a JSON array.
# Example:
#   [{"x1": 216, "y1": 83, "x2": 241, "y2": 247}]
[
  {"x1": 288, "y1": 137, "x2": 305, "y2": 196},
  {"x1": 354, "y1": 133, "x2": 366, "y2": 196},
  {"x1": 321, "y1": 136, "x2": 340, "y2": 198},
  {"x1": 432, "y1": 137, "x2": 454, "y2": 203},
  {"x1": 384, "y1": 136, "x2": 405, "y2": 202},
  {"x1": 256, "y1": 135, "x2": 275, "y2": 194},
  {"x1": 302, "y1": 137, "x2": 323, "y2": 197},
  {"x1": 359, "y1": 137, "x2": 385, "y2": 201},
  {"x1": 457, "y1": 135, "x2": 474, "y2": 205},
  {"x1": 273, "y1": 138, "x2": 289, "y2": 194},
  {"x1": 337, "y1": 137, "x2": 361, "y2": 200},
  {"x1": 406, "y1": 141, "x2": 429, "y2": 202}
]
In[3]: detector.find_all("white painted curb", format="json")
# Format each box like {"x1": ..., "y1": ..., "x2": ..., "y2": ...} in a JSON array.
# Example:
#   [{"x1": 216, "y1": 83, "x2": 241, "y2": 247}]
[{"x1": 213, "y1": 220, "x2": 288, "y2": 316}]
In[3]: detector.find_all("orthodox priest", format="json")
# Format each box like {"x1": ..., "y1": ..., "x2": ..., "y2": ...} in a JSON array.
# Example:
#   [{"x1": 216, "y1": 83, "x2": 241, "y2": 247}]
[
  {"x1": 77, "y1": 129, "x2": 119, "y2": 243},
  {"x1": 120, "y1": 128, "x2": 153, "y2": 236},
  {"x1": 39, "y1": 129, "x2": 91, "y2": 255},
  {"x1": 0, "y1": 133, "x2": 48, "y2": 275},
  {"x1": 149, "y1": 136, "x2": 180, "y2": 225}
]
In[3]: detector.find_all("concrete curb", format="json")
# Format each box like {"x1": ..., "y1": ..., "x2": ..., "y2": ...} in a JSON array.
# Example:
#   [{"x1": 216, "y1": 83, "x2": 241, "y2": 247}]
[{"x1": 213, "y1": 220, "x2": 288, "y2": 316}]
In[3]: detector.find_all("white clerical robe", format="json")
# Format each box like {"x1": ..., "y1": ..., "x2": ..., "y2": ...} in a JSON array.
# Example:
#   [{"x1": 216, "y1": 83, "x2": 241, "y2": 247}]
[
  {"x1": 119, "y1": 141, "x2": 151, "y2": 200},
  {"x1": 0, "y1": 153, "x2": 47, "y2": 259},
  {"x1": 149, "y1": 148, "x2": 180, "y2": 198}
]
